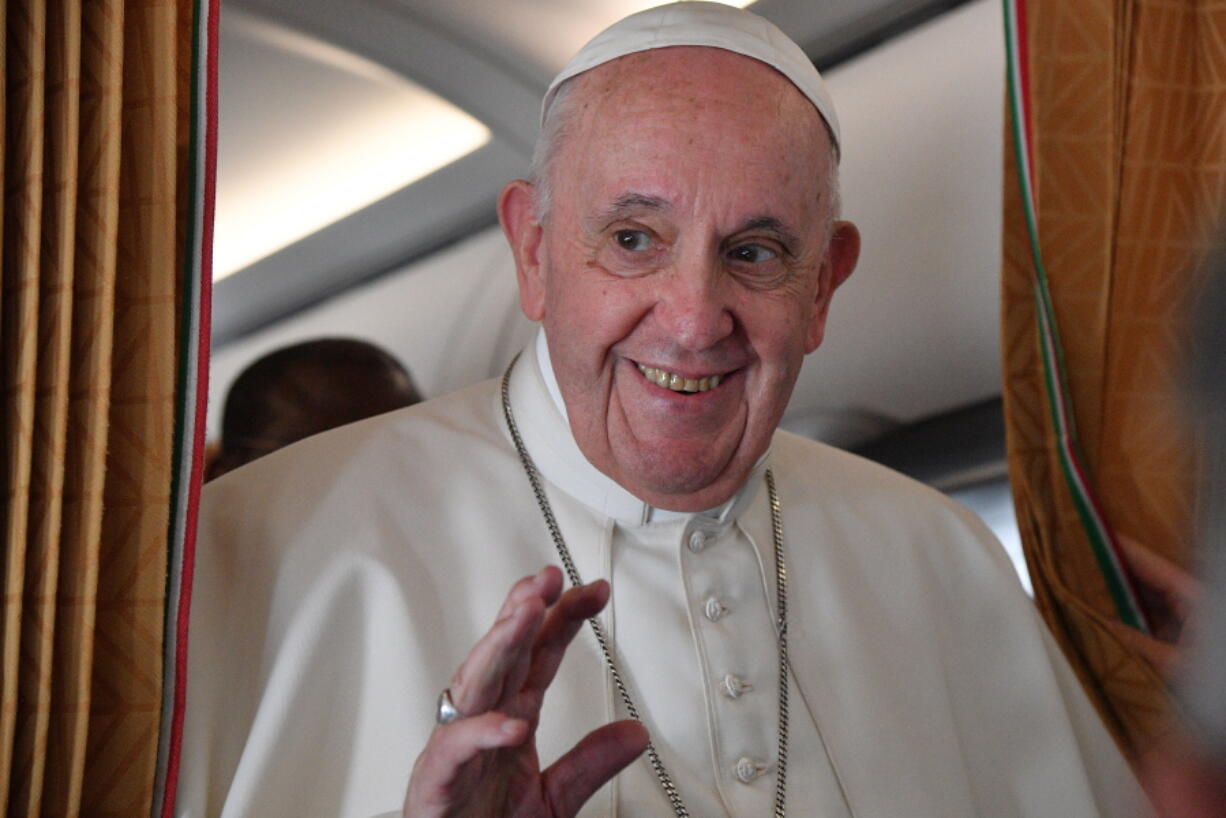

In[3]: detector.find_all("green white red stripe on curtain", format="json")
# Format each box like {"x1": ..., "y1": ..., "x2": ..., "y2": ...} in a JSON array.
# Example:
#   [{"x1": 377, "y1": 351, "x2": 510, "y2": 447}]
[
  {"x1": 1001, "y1": 0, "x2": 1150, "y2": 633},
  {"x1": 153, "y1": 0, "x2": 218, "y2": 815}
]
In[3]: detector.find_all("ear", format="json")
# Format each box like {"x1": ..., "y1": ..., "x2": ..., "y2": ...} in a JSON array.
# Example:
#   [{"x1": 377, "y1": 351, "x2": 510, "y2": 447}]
[
  {"x1": 498, "y1": 179, "x2": 547, "y2": 321},
  {"x1": 804, "y1": 220, "x2": 861, "y2": 353}
]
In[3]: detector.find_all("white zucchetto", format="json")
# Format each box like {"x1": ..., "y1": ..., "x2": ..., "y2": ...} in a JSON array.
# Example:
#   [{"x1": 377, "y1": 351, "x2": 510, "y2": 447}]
[{"x1": 542, "y1": 1, "x2": 840, "y2": 152}]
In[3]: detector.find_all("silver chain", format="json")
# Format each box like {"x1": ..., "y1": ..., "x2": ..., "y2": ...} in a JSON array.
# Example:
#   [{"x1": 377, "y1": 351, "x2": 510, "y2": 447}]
[{"x1": 501, "y1": 357, "x2": 789, "y2": 817}]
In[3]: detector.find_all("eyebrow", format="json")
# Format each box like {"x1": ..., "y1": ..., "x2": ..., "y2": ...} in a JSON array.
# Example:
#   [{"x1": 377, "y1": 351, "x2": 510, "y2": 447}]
[
  {"x1": 737, "y1": 215, "x2": 801, "y2": 251},
  {"x1": 593, "y1": 192, "x2": 672, "y2": 226}
]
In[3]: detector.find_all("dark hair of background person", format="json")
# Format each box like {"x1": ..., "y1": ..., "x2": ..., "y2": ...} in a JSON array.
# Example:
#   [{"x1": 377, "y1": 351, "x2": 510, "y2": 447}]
[{"x1": 207, "y1": 338, "x2": 421, "y2": 481}]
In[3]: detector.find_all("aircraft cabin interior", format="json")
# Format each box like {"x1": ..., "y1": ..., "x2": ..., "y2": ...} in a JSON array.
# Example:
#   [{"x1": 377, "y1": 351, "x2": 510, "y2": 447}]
[{"x1": 210, "y1": 0, "x2": 1028, "y2": 587}]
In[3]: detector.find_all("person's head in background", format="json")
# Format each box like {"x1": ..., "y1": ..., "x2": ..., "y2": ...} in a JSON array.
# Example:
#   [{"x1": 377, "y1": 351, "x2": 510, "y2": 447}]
[{"x1": 207, "y1": 338, "x2": 421, "y2": 480}]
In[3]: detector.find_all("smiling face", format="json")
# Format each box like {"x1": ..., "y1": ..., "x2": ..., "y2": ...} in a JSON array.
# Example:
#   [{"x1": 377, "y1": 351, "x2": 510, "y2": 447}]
[{"x1": 500, "y1": 47, "x2": 860, "y2": 511}]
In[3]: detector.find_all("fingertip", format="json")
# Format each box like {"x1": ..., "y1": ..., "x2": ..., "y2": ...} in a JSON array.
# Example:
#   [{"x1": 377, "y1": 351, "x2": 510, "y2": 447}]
[
  {"x1": 477, "y1": 716, "x2": 529, "y2": 750},
  {"x1": 501, "y1": 716, "x2": 529, "y2": 740},
  {"x1": 620, "y1": 719, "x2": 650, "y2": 751},
  {"x1": 566, "y1": 579, "x2": 610, "y2": 617},
  {"x1": 537, "y1": 565, "x2": 565, "y2": 599}
]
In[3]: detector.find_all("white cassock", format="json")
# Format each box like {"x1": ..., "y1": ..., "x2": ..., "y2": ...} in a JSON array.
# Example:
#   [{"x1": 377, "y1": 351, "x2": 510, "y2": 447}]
[{"x1": 179, "y1": 333, "x2": 1143, "y2": 817}]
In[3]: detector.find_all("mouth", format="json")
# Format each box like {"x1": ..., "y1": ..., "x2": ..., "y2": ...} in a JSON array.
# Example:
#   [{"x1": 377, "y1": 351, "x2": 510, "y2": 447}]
[{"x1": 636, "y1": 363, "x2": 724, "y2": 394}]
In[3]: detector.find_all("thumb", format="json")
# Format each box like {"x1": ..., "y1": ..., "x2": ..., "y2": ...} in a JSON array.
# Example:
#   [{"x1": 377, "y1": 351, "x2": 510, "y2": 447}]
[{"x1": 541, "y1": 720, "x2": 649, "y2": 816}]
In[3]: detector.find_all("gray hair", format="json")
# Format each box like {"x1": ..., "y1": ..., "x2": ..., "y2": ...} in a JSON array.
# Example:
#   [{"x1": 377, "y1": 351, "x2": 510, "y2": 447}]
[
  {"x1": 528, "y1": 78, "x2": 581, "y2": 225},
  {"x1": 529, "y1": 75, "x2": 842, "y2": 247}
]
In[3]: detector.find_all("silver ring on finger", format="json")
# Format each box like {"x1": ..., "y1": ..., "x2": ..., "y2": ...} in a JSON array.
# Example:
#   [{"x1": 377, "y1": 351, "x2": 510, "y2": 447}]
[{"x1": 436, "y1": 688, "x2": 465, "y2": 726}]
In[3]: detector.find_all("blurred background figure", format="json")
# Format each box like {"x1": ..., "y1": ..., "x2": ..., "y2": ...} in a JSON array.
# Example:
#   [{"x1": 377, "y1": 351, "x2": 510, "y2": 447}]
[
  {"x1": 1145, "y1": 241, "x2": 1226, "y2": 818},
  {"x1": 206, "y1": 338, "x2": 421, "y2": 480}
]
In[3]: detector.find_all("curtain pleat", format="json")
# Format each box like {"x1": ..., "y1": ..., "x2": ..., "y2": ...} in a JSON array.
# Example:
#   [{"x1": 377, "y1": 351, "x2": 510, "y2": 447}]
[
  {"x1": 24, "y1": 1, "x2": 81, "y2": 814},
  {"x1": 0, "y1": 0, "x2": 213, "y2": 814},
  {"x1": 1003, "y1": 0, "x2": 1226, "y2": 758},
  {"x1": 3, "y1": 0, "x2": 48, "y2": 811},
  {"x1": 48, "y1": 2, "x2": 124, "y2": 814},
  {"x1": 82, "y1": 1, "x2": 179, "y2": 811}
]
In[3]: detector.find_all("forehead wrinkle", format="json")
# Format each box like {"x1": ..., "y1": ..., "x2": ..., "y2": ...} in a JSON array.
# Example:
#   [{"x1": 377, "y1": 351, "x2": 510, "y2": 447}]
[{"x1": 558, "y1": 52, "x2": 831, "y2": 241}]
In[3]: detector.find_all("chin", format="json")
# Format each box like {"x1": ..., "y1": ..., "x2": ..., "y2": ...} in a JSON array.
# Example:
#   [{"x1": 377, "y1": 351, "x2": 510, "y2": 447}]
[{"x1": 623, "y1": 448, "x2": 747, "y2": 510}]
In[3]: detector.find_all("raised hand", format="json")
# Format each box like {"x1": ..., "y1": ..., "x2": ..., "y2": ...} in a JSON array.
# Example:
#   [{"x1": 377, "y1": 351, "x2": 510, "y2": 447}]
[{"x1": 403, "y1": 566, "x2": 649, "y2": 817}]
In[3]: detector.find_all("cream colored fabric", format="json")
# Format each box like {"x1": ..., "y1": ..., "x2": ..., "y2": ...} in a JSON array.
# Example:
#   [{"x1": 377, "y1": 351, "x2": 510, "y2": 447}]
[{"x1": 180, "y1": 341, "x2": 1141, "y2": 817}]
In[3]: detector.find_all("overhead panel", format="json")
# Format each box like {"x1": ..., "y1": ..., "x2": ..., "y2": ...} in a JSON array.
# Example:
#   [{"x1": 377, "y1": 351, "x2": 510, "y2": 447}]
[
  {"x1": 403, "y1": 0, "x2": 757, "y2": 80},
  {"x1": 215, "y1": 10, "x2": 490, "y2": 280}
]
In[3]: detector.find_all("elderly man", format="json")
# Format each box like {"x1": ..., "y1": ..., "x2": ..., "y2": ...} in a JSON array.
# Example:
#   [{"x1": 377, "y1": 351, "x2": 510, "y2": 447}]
[{"x1": 180, "y1": 4, "x2": 1141, "y2": 817}]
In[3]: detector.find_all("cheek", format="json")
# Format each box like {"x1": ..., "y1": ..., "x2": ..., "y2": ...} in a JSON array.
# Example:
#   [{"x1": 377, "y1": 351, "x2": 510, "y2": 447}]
[
  {"x1": 544, "y1": 283, "x2": 642, "y2": 381},
  {"x1": 551, "y1": 272, "x2": 649, "y2": 337},
  {"x1": 744, "y1": 297, "x2": 811, "y2": 368},
  {"x1": 547, "y1": 278, "x2": 607, "y2": 330},
  {"x1": 539, "y1": 255, "x2": 587, "y2": 328}
]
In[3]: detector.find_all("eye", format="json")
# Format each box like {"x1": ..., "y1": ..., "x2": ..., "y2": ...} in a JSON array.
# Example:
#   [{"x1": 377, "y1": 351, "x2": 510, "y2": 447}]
[
  {"x1": 614, "y1": 229, "x2": 652, "y2": 252},
  {"x1": 728, "y1": 243, "x2": 778, "y2": 264}
]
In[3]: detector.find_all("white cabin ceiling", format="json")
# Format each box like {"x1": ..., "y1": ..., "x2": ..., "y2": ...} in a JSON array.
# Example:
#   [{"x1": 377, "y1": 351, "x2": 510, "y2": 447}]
[{"x1": 216, "y1": 9, "x2": 491, "y2": 279}]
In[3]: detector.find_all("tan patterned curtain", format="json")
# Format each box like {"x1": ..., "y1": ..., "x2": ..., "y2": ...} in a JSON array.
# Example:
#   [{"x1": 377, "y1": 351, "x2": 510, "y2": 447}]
[
  {"x1": 1, "y1": 0, "x2": 214, "y2": 815},
  {"x1": 1002, "y1": 0, "x2": 1226, "y2": 760}
]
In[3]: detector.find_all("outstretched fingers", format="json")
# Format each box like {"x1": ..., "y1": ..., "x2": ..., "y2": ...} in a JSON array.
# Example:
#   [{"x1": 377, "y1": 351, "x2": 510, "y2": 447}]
[
  {"x1": 405, "y1": 568, "x2": 629, "y2": 818},
  {"x1": 523, "y1": 579, "x2": 610, "y2": 701},
  {"x1": 450, "y1": 567, "x2": 562, "y2": 717},
  {"x1": 496, "y1": 566, "x2": 565, "y2": 620},
  {"x1": 542, "y1": 720, "x2": 650, "y2": 817}
]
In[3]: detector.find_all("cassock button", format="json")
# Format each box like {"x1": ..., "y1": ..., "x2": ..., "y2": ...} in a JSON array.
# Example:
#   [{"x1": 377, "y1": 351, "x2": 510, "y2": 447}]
[
  {"x1": 734, "y1": 757, "x2": 770, "y2": 784},
  {"x1": 722, "y1": 674, "x2": 753, "y2": 699},
  {"x1": 688, "y1": 530, "x2": 711, "y2": 553},
  {"x1": 704, "y1": 596, "x2": 728, "y2": 622}
]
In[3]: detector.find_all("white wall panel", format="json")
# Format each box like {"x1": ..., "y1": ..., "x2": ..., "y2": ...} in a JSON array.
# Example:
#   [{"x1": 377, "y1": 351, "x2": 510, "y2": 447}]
[{"x1": 790, "y1": 0, "x2": 1005, "y2": 428}]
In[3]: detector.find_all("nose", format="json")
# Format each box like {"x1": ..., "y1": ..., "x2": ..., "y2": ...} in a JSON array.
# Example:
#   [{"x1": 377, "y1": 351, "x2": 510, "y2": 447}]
[{"x1": 653, "y1": 252, "x2": 735, "y2": 352}]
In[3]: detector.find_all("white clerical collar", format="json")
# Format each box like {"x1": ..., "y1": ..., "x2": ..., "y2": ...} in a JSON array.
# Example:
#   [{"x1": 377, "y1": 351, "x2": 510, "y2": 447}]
[
  {"x1": 535, "y1": 328, "x2": 570, "y2": 425},
  {"x1": 514, "y1": 328, "x2": 767, "y2": 527}
]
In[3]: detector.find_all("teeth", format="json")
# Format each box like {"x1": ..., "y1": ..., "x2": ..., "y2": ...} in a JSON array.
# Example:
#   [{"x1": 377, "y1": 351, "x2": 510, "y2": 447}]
[{"x1": 637, "y1": 364, "x2": 723, "y2": 393}]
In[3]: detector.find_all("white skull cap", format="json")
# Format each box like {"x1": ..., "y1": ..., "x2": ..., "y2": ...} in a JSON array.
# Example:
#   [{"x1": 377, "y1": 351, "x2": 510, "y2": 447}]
[{"x1": 542, "y1": 1, "x2": 840, "y2": 153}]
